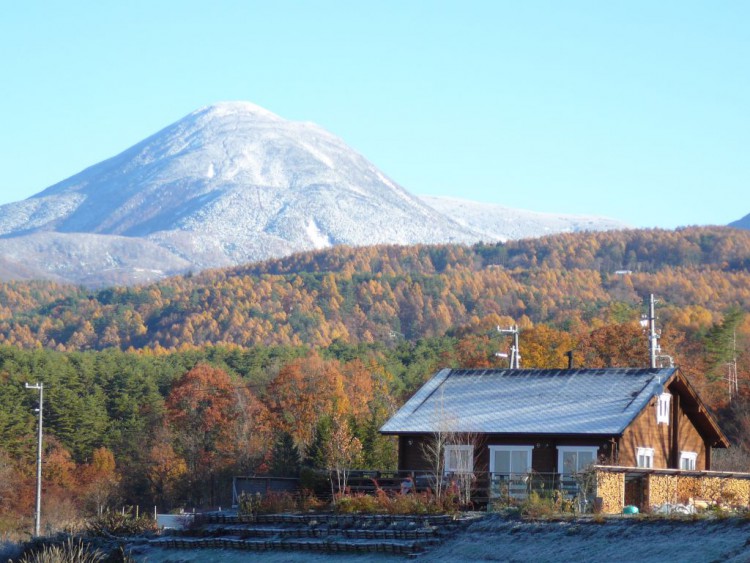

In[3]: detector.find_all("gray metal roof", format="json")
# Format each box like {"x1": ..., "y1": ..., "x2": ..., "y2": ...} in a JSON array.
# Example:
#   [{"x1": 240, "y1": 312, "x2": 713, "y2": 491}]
[{"x1": 380, "y1": 367, "x2": 677, "y2": 435}]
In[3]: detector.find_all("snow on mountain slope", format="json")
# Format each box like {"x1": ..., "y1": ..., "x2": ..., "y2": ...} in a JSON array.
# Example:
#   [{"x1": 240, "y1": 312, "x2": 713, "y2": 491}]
[
  {"x1": 0, "y1": 231, "x2": 191, "y2": 286},
  {"x1": 0, "y1": 102, "x2": 483, "y2": 284},
  {"x1": 419, "y1": 195, "x2": 629, "y2": 241},
  {"x1": 11, "y1": 102, "x2": 475, "y2": 244},
  {"x1": 0, "y1": 101, "x2": 627, "y2": 286}
]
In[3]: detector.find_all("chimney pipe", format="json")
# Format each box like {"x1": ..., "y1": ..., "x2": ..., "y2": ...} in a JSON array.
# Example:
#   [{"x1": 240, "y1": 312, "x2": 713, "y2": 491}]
[{"x1": 565, "y1": 350, "x2": 574, "y2": 369}]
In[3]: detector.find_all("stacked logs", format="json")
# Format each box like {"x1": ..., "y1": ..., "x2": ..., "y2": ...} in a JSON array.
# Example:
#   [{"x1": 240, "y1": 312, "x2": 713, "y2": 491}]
[
  {"x1": 647, "y1": 475, "x2": 750, "y2": 508},
  {"x1": 595, "y1": 471, "x2": 624, "y2": 513}
]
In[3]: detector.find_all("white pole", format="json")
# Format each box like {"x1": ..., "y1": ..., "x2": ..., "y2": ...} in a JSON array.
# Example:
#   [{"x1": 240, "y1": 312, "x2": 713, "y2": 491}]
[
  {"x1": 497, "y1": 325, "x2": 521, "y2": 369},
  {"x1": 25, "y1": 382, "x2": 43, "y2": 537},
  {"x1": 649, "y1": 294, "x2": 658, "y2": 369}
]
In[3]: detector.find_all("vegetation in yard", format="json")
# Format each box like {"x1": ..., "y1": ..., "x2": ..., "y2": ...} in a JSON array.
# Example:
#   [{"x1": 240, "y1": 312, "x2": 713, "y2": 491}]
[
  {"x1": 12, "y1": 537, "x2": 106, "y2": 563},
  {"x1": 85, "y1": 509, "x2": 157, "y2": 537},
  {"x1": 335, "y1": 489, "x2": 459, "y2": 515},
  {"x1": 237, "y1": 490, "x2": 325, "y2": 515}
]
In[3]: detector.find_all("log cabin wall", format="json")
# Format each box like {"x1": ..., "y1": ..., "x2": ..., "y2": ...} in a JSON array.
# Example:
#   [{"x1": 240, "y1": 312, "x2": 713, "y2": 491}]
[
  {"x1": 674, "y1": 401, "x2": 708, "y2": 470},
  {"x1": 398, "y1": 435, "x2": 432, "y2": 471},
  {"x1": 619, "y1": 389, "x2": 708, "y2": 470},
  {"x1": 397, "y1": 434, "x2": 612, "y2": 474},
  {"x1": 618, "y1": 395, "x2": 670, "y2": 468}
]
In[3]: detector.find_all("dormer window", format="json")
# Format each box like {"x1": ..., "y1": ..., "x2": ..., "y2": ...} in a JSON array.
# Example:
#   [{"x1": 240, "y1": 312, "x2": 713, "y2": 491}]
[{"x1": 657, "y1": 392, "x2": 671, "y2": 424}]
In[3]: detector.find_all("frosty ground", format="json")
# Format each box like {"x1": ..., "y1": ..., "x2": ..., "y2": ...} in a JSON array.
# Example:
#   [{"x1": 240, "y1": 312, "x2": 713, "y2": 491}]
[{"x1": 132, "y1": 514, "x2": 750, "y2": 562}]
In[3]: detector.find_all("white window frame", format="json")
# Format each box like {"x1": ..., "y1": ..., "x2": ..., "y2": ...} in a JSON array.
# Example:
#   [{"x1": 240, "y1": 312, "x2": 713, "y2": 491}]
[
  {"x1": 488, "y1": 445, "x2": 533, "y2": 476},
  {"x1": 680, "y1": 451, "x2": 698, "y2": 471},
  {"x1": 444, "y1": 444, "x2": 474, "y2": 474},
  {"x1": 488, "y1": 445, "x2": 534, "y2": 499},
  {"x1": 557, "y1": 446, "x2": 599, "y2": 475},
  {"x1": 656, "y1": 393, "x2": 671, "y2": 424},
  {"x1": 637, "y1": 447, "x2": 654, "y2": 469}
]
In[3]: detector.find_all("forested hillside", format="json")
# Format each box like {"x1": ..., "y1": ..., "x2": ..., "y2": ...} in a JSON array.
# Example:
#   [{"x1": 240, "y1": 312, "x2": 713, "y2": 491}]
[
  {"x1": 1, "y1": 226, "x2": 749, "y2": 535},
  {"x1": 1, "y1": 227, "x2": 749, "y2": 351}
]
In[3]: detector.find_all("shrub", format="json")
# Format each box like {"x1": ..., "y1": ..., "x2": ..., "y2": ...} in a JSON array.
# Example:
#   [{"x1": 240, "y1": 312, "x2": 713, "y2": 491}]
[
  {"x1": 336, "y1": 494, "x2": 380, "y2": 514},
  {"x1": 519, "y1": 492, "x2": 557, "y2": 519},
  {"x1": 335, "y1": 489, "x2": 457, "y2": 515},
  {"x1": 238, "y1": 491, "x2": 322, "y2": 515},
  {"x1": 86, "y1": 510, "x2": 157, "y2": 537},
  {"x1": 299, "y1": 489, "x2": 325, "y2": 511}
]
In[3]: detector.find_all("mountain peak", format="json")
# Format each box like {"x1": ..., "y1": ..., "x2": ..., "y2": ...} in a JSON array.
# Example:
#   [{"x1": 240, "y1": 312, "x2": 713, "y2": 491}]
[
  {"x1": 191, "y1": 101, "x2": 283, "y2": 122},
  {"x1": 0, "y1": 103, "x2": 628, "y2": 286}
]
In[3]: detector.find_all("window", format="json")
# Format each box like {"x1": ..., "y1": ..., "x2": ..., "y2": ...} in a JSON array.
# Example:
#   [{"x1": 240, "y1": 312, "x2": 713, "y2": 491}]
[
  {"x1": 557, "y1": 446, "x2": 598, "y2": 476},
  {"x1": 489, "y1": 445, "x2": 533, "y2": 476},
  {"x1": 444, "y1": 445, "x2": 473, "y2": 474},
  {"x1": 488, "y1": 445, "x2": 533, "y2": 499},
  {"x1": 680, "y1": 451, "x2": 697, "y2": 471},
  {"x1": 657, "y1": 393, "x2": 671, "y2": 424},
  {"x1": 637, "y1": 447, "x2": 654, "y2": 468}
]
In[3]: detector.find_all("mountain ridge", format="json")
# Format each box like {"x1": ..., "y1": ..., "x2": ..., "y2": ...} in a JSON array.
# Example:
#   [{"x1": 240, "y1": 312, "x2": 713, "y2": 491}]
[
  {"x1": 0, "y1": 226, "x2": 747, "y2": 351},
  {"x1": 0, "y1": 101, "x2": 627, "y2": 286},
  {"x1": 730, "y1": 213, "x2": 750, "y2": 231}
]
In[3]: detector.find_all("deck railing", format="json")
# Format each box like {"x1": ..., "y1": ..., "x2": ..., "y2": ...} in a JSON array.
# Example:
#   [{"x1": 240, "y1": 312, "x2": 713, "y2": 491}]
[{"x1": 340, "y1": 469, "x2": 593, "y2": 507}]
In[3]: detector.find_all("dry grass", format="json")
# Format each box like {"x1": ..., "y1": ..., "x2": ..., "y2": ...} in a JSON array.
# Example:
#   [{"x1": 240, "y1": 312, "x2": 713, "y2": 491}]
[{"x1": 12, "y1": 537, "x2": 104, "y2": 563}]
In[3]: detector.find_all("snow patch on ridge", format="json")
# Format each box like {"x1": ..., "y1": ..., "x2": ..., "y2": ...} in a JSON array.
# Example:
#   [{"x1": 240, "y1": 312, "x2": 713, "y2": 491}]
[{"x1": 305, "y1": 218, "x2": 332, "y2": 249}]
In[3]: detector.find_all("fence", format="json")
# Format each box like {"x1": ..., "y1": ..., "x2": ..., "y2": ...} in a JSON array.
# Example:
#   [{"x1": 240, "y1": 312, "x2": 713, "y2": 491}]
[
  {"x1": 231, "y1": 469, "x2": 592, "y2": 509},
  {"x1": 232, "y1": 476, "x2": 301, "y2": 506},
  {"x1": 235, "y1": 467, "x2": 750, "y2": 514},
  {"x1": 342, "y1": 469, "x2": 591, "y2": 508}
]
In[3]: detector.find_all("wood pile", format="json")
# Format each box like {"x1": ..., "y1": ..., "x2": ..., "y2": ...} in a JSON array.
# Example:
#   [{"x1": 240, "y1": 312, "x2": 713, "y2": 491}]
[
  {"x1": 647, "y1": 475, "x2": 750, "y2": 509},
  {"x1": 699, "y1": 477, "x2": 750, "y2": 506},
  {"x1": 647, "y1": 475, "x2": 679, "y2": 506},
  {"x1": 594, "y1": 471, "x2": 624, "y2": 514}
]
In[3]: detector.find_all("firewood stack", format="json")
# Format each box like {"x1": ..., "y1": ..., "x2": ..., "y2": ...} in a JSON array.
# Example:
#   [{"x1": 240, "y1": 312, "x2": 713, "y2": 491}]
[{"x1": 595, "y1": 471, "x2": 624, "y2": 514}]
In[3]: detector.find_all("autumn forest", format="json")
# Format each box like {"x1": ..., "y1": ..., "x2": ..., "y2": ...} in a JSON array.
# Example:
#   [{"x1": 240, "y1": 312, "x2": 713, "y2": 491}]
[{"x1": 1, "y1": 226, "x2": 750, "y2": 534}]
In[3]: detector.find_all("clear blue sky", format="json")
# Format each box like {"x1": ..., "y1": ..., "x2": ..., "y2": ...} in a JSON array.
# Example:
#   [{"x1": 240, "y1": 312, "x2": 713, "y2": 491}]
[{"x1": 1, "y1": 1, "x2": 747, "y2": 228}]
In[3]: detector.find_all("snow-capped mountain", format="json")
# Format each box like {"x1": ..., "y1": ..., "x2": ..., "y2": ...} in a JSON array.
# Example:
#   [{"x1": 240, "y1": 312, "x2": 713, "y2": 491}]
[
  {"x1": 419, "y1": 196, "x2": 627, "y2": 242},
  {"x1": 0, "y1": 102, "x2": 627, "y2": 286}
]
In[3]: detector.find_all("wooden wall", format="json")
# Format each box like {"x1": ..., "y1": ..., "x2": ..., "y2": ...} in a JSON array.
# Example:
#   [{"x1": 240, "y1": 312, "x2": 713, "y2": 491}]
[
  {"x1": 396, "y1": 434, "x2": 611, "y2": 474},
  {"x1": 619, "y1": 388, "x2": 708, "y2": 470}
]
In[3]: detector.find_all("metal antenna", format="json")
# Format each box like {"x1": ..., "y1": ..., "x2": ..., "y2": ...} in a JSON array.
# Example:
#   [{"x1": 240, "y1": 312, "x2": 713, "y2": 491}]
[
  {"x1": 726, "y1": 329, "x2": 739, "y2": 401},
  {"x1": 25, "y1": 382, "x2": 44, "y2": 537},
  {"x1": 497, "y1": 325, "x2": 520, "y2": 369},
  {"x1": 641, "y1": 294, "x2": 673, "y2": 368},
  {"x1": 648, "y1": 294, "x2": 659, "y2": 368}
]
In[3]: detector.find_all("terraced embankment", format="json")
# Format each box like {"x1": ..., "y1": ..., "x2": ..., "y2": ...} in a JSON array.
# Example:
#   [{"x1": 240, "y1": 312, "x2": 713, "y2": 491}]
[{"x1": 139, "y1": 512, "x2": 468, "y2": 558}]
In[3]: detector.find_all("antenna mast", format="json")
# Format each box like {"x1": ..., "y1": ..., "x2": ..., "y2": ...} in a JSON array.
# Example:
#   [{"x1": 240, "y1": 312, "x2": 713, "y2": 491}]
[
  {"x1": 497, "y1": 325, "x2": 520, "y2": 369},
  {"x1": 726, "y1": 329, "x2": 739, "y2": 401},
  {"x1": 648, "y1": 294, "x2": 658, "y2": 368},
  {"x1": 642, "y1": 294, "x2": 673, "y2": 368}
]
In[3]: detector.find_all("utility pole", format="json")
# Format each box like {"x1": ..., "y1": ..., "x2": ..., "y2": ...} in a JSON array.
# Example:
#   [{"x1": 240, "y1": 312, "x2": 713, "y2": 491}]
[
  {"x1": 640, "y1": 294, "x2": 660, "y2": 368},
  {"x1": 497, "y1": 325, "x2": 521, "y2": 369},
  {"x1": 726, "y1": 329, "x2": 739, "y2": 402},
  {"x1": 648, "y1": 294, "x2": 658, "y2": 369},
  {"x1": 25, "y1": 382, "x2": 43, "y2": 537},
  {"x1": 641, "y1": 294, "x2": 673, "y2": 368}
]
